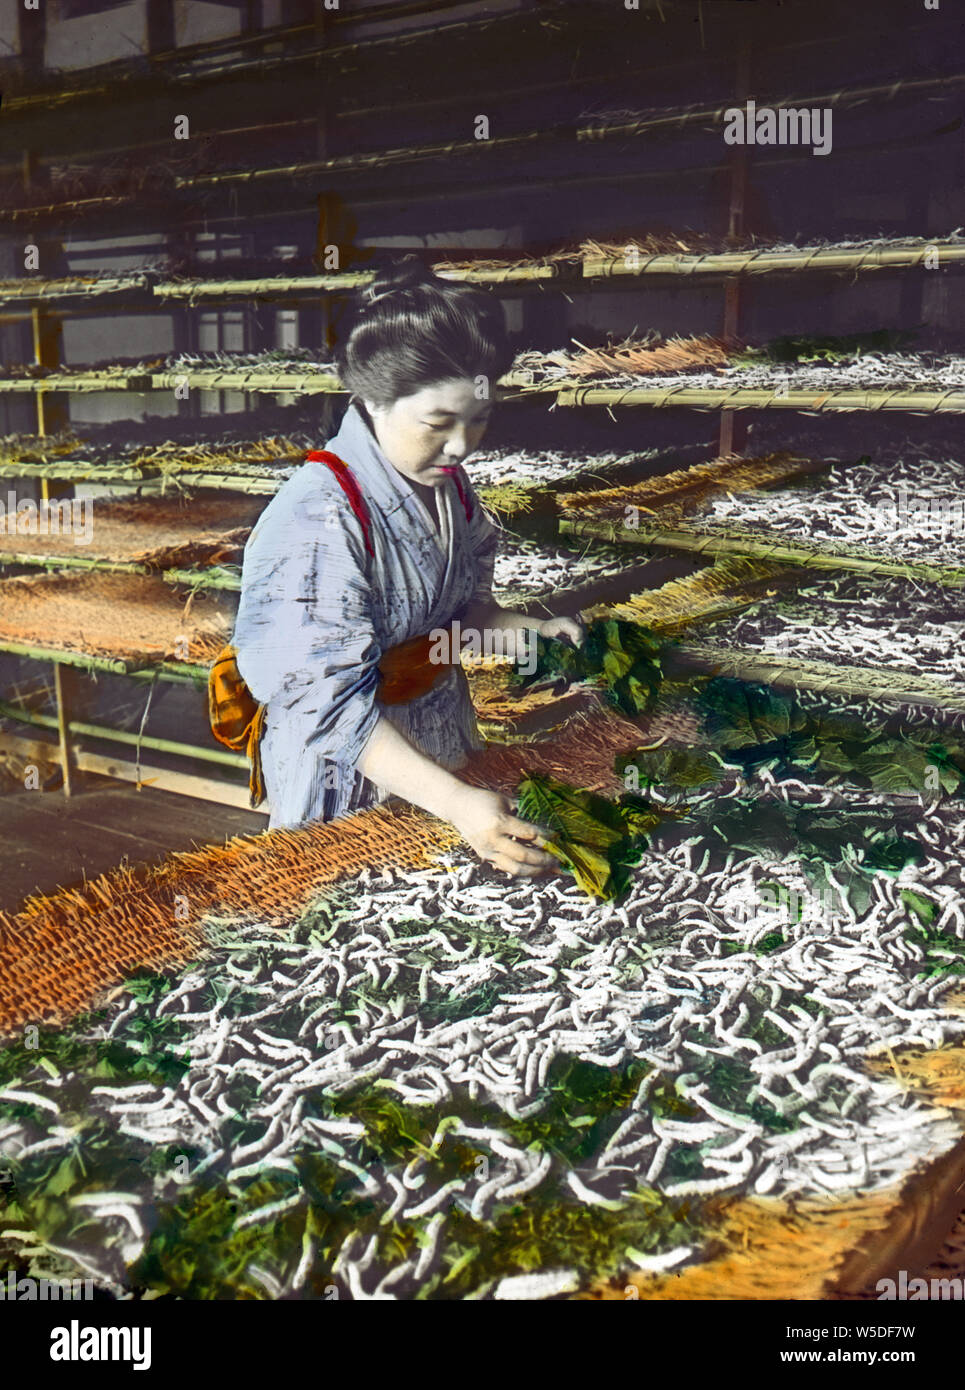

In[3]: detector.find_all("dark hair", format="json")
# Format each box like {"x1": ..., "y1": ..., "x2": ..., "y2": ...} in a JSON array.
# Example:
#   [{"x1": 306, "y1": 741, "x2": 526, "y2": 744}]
[{"x1": 334, "y1": 254, "x2": 515, "y2": 410}]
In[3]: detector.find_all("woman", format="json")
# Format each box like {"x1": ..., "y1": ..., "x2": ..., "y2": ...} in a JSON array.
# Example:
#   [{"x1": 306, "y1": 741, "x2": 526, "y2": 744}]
[{"x1": 232, "y1": 256, "x2": 583, "y2": 878}]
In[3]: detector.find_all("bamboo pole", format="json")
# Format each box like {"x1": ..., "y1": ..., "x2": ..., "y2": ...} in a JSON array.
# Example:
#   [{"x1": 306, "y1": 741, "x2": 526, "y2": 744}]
[
  {"x1": 2, "y1": 237, "x2": 958, "y2": 311},
  {"x1": 0, "y1": 551, "x2": 154, "y2": 576},
  {"x1": 146, "y1": 369, "x2": 343, "y2": 394},
  {"x1": 0, "y1": 551, "x2": 244, "y2": 590},
  {"x1": 0, "y1": 699, "x2": 247, "y2": 766},
  {"x1": 0, "y1": 374, "x2": 136, "y2": 393},
  {"x1": 0, "y1": 275, "x2": 152, "y2": 304},
  {"x1": 0, "y1": 700, "x2": 248, "y2": 767},
  {"x1": 0, "y1": 639, "x2": 208, "y2": 683},
  {"x1": 0, "y1": 460, "x2": 286, "y2": 494},
  {"x1": 129, "y1": 663, "x2": 210, "y2": 685},
  {"x1": 153, "y1": 272, "x2": 371, "y2": 301},
  {"x1": 163, "y1": 567, "x2": 241, "y2": 591},
  {"x1": 0, "y1": 459, "x2": 148, "y2": 481},
  {"x1": 4, "y1": 375, "x2": 964, "y2": 412},
  {"x1": 0, "y1": 730, "x2": 256, "y2": 809},
  {"x1": 0, "y1": 640, "x2": 135, "y2": 673},
  {"x1": 0, "y1": 444, "x2": 673, "y2": 494},
  {"x1": 0, "y1": 369, "x2": 342, "y2": 394},
  {"x1": 676, "y1": 643, "x2": 965, "y2": 714},
  {"x1": 559, "y1": 516, "x2": 965, "y2": 587},
  {"x1": 153, "y1": 263, "x2": 558, "y2": 301},
  {"x1": 552, "y1": 385, "x2": 965, "y2": 412},
  {"x1": 583, "y1": 241, "x2": 965, "y2": 280},
  {"x1": 2, "y1": 195, "x2": 143, "y2": 223},
  {"x1": 136, "y1": 472, "x2": 281, "y2": 495}
]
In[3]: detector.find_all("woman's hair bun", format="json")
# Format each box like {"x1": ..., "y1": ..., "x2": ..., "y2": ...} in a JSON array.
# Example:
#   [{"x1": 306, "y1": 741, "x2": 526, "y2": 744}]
[
  {"x1": 336, "y1": 251, "x2": 514, "y2": 410},
  {"x1": 360, "y1": 254, "x2": 432, "y2": 308}
]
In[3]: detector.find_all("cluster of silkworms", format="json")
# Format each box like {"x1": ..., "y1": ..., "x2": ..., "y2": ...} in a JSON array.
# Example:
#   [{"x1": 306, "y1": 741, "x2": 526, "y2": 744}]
[
  {"x1": 2, "y1": 774, "x2": 964, "y2": 1299},
  {"x1": 467, "y1": 446, "x2": 633, "y2": 489},
  {"x1": 699, "y1": 449, "x2": 965, "y2": 566},
  {"x1": 466, "y1": 440, "x2": 711, "y2": 491},
  {"x1": 167, "y1": 348, "x2": 337, "y2": 372},
  {"x1": 522, "y1": 352, "x2": 965, "y2": 393},
  {"x1": 493, "y1": 533, "x2": 632, "y2": 603},
  {"x1": 775, "y1": 684, "x2": 965, "y2": 742},
  {"x1": 699, "y1": 572, "x2": 965, "y2": 688}
]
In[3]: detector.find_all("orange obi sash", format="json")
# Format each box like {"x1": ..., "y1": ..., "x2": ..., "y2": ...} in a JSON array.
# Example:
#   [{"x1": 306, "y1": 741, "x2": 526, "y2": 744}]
[{"x1": 208, "y1": 635, "x2": 457, "y2": 808}]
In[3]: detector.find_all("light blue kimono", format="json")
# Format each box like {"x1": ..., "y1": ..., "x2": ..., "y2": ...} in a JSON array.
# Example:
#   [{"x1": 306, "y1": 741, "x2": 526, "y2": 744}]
[{"x1": 232, "y1": 399, "x2": 498, "y2": 829}]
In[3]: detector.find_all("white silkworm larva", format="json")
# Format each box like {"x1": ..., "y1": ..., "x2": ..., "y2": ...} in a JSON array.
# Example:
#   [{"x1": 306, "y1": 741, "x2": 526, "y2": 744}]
[
  {"x1": 564, "y1": 1171, "x2": 626, "y2": 1210},
  {"x1": 0, "y1": 1088, "x2": 59, "y2": 1114}
]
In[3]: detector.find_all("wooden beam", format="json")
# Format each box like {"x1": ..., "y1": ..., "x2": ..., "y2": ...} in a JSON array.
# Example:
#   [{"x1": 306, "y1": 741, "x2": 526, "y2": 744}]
[
  {"x1": 0, "y1": 731, "x2": 263, "y2": 812},
  {"x1": 78, "y1": 749, "x2": 262, "y2": 810}
]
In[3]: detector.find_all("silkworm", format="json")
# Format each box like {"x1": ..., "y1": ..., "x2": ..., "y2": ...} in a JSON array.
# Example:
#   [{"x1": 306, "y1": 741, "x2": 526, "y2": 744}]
[
  {"x1": 493, "y1": 1268, "x2": 581, "y2": 1300},
  {"x1": 411, "y1": 1211, "x2": 447, "y2": 1283},
  {"x1": 117, "y1": 1122, "x2": 183, "y2": 1146},
  {"x1": 234, "y1": 1191, "x2": 303, "y2": 1231},
  {"x1": 0, "y1": 1088, "x2": 59, "y2": 1114},
  {"x1": 10, "y1": 1133, "x2": 68, "y2": 1160},
  {"x1": 403, "y1": 1179, "x2": 464, "y2": 1220},
  {"x1": 565, "y1": 1171, "x2": 627, "y2": 1210},
  {"x1": 493, "y1": 1150, "x2": 552, "y2": 1201},
  {"x1": 469, "y1": 1171, "x2": 512, "y2": 1221}
]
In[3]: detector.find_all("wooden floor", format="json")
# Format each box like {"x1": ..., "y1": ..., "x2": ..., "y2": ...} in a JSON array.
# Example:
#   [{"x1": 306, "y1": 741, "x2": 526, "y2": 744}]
[{"x1": 0, "y1": 776, "x2": 268, "y2": 913}]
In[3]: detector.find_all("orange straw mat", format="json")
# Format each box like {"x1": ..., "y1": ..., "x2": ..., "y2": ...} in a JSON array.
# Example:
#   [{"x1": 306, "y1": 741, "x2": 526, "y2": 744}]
[
  {"x1": 0, "y1": 570, "x2": 234, "y2": 664},
  {"x1": 582, "y1": 557, "x2": 805, "y2": 635},
  {"x1": 558, "y1": 451, "x2": 821, "y2": 516},
  {"x1": 0, "y1": 495, "x2": 263, "y2": 568}
]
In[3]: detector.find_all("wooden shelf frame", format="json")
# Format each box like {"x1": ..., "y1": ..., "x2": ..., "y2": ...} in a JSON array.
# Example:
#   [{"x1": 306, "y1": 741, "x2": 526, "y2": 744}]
[{"x1": 0, "y1": 10, "x2": 962, "y2": 815}]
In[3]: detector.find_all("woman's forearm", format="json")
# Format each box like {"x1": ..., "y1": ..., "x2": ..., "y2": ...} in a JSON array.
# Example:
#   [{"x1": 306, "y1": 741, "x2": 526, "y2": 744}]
[
  {"x1": 461, "y1": 598, "x2": 545, "y2": 635},
  {"x1": 357, "y1": 714, "x2": 466, "y2": 822},
  {"x1": 358, "y1": 712, "x2": 556, "y2": 880}
]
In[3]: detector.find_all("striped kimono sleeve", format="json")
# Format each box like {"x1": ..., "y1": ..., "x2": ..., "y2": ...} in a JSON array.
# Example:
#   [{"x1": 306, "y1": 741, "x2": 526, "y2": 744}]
[{"x1": 232, "y1": 477, "x2": 383, "y2": 772}]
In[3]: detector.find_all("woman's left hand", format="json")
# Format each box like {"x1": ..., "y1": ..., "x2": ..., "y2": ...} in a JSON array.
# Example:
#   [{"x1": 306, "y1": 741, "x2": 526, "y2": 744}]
[{"x1": 537, "y1": 615, "x2": 585, "y2": 646}]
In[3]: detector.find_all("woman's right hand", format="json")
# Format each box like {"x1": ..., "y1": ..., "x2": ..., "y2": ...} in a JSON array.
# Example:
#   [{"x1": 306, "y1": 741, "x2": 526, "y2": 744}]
[{"x1": 446, "y1": 785, "x2": 557, "y2": 879}]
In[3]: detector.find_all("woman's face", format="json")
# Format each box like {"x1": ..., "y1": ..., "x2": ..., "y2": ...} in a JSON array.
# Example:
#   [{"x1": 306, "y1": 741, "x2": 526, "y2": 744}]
[{"x1": 363, "y1": 378, "x2": 492, "y2": 486}]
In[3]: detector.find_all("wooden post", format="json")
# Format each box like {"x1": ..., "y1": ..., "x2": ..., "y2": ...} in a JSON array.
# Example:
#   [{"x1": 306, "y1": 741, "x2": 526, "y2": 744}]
[
  {"x1": 719, "y1": 40, "x2": 751, "y2": 460},
  {"x1": 146, "y1": 0, "x2": 176, "y2": 56},
  {"x1": 314, "y1": 191, "x2": 336, "y2": 354},
  {"x1": 23, "y1": 152, "x2": 69, "y2": 495},
  {"x1": 311, "y1": 56, "x2": 336, "y2": 358},
  {"x1": 313, "y1": 190, "x2": 369, "y2": 359},
  {"x1": 899, "y1": 180, "x2": 931, "y2": 330},
  {"x1": 167, "y1": 229, "x2": 200, "y2": 421},
  {"x1": 16, "y1": 0, "x2": 45, "y2": 76},
  {"x1": 53, "y1": 663, "x2": 78, "y2": 798}
]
